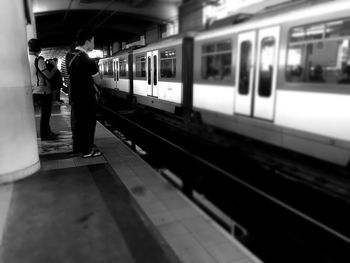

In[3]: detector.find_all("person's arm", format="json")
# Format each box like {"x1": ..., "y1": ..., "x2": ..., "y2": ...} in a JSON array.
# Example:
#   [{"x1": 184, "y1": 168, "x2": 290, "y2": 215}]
[
  {"x1": 88, "y1": 57, "x2": 102, "y2": 86},
  {"x1": 38, "y1": 57, "x2": 57, "y2": 79},
  {"x1": 92, "y1": 72, "x2": 102, "y2": 86}
]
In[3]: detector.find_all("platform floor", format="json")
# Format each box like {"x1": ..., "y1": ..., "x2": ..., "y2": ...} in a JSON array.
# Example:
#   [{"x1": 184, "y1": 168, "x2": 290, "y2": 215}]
[{"x1": 0, "y1": 99, "x2": 261, "y2": 263}]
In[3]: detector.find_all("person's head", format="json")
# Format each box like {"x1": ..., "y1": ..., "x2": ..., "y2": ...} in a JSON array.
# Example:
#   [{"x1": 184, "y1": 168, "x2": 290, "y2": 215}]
[
  {"x1": 69, "y1": 42, "x2": 77, "y2": 52},
  {"x1": 53, "y1": 57, "x2": 58, "y2": 65},
  {"x1": 76, "y1": 28, "x2": 95, "y2": 52},
  {"x1": 28, "y1": 38, "x2": 41, "y2": 54}
]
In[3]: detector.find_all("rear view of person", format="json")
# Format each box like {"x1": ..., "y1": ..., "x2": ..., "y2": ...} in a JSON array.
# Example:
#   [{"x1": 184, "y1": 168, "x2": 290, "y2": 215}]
[
  {"x1": 61, "y1": 42, "x2": 76, "y2": 99},
  {"x1": 66, "y1": 28, "x2": 102, "y2": 157},
  {"x1": 51, "y1": 58, "x2": 64, "y2": 104},
  {"x1": 28, "y1": 38, "x2": 58, "y2": 140}
]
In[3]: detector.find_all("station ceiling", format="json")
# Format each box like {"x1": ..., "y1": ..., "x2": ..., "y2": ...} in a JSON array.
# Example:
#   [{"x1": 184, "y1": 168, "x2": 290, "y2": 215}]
[{"x1": 32, "y1": 0, "x2": 182, "y2": 49}]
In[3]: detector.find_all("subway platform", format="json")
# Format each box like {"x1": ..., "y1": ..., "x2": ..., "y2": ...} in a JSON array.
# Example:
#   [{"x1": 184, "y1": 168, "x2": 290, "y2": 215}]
[{"x1": 0, "y1": 98, "x2": 261, "y2": 263}]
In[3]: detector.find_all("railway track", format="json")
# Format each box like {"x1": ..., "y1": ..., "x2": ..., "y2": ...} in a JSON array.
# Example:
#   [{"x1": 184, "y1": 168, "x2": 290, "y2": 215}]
[{"x1": 97, "y1": 100, "x2": 350, "y2": 263}]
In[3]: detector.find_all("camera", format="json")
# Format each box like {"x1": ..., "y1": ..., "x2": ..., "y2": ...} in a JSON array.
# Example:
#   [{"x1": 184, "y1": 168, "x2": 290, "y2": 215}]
[{"x1": 45, "y1": 58, "x2": 55, "y2": 70}]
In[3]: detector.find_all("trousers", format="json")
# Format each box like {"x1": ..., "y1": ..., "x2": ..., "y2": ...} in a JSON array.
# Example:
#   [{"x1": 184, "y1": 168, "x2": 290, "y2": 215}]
[
  {"x1": 71, "y1": 103, "x2": 96, "y2": 154},
  {"x1": 33, "y1": 93, "x2": 53, "y2": 138}
]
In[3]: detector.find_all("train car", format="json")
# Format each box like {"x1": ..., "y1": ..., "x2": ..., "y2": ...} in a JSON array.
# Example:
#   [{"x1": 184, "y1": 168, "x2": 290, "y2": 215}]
[
  {"x1": 132, "y1": 35, "x2": 193, "y2": 114},
  {"x1": 99, "y1": 48, "x2": 134, "y2": 100},
  {"x1": 99, "y1": 56, "x2": 114, "y2": 89},
  {"x1": 192, "y1": 0, "x2": 350, "y2": 167}
]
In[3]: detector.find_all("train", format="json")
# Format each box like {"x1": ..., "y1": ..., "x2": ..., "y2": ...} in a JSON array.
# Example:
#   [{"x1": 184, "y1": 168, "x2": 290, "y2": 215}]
[{"x1": 99, "y1": 0, "x2": 350, "y2": 167}]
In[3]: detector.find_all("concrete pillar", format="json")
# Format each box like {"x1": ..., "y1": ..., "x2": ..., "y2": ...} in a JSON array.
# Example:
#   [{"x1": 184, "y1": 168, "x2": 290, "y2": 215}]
[
  {"x1": 26, "y1": 0, "x2": 36, "y2": 40},
  {"x1": 0, "y1": 0, "x2": 40, "y2": 183},
  {"x1": 26, "y1": 24, "x2": 36, "y2": 40}
]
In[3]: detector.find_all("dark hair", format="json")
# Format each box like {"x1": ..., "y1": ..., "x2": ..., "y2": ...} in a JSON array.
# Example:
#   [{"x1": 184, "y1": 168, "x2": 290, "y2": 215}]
[
  {"x1": 70, "y1": 42, "x2": 77, "y2": 51},
  {"x1": 28, "y1": 38, "x2": 41, "y2": 53},
  {"x1": 76, "y1": 28, "x2": 94, "y2": 46}
]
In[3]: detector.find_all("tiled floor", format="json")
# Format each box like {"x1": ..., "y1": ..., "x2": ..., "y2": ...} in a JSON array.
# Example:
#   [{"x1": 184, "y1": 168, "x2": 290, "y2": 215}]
[{"x1": 0, "y1": 101, "x2": 262, "y2": 263}]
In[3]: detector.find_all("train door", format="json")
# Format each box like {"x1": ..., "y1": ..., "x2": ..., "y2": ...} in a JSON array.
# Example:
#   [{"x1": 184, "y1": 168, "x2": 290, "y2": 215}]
[
  {"x1": 235, "y1": 26, "x2": 280, "y2": 120},
  {"x1": 146, "y1": 50, "x2": 159, "y2": 97},
  {"x1": 253, "y1": 26, "x2": 279, "y2": 120},
  {"x1": 113, "y1": 58, "x2": 119, "y2": 88},
  {"x1": 235, "y1": 31, "x2": 256, "y2": 116}
]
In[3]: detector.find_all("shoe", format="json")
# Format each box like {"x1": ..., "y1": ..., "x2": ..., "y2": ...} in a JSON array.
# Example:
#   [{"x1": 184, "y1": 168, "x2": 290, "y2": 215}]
[{"x1": 82, "y1": 150, "x2": 103, "y2": 158}]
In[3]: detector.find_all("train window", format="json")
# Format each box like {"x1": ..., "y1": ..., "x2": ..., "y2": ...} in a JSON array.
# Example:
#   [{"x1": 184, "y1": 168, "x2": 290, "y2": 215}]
[
  {"x1": 290, "y1": 27, "x2": 306, "y2": 42},
  {"x1": 154, "y1": 55, "x2": 157, "y2": 85},
  {"x1": 290, "y1": 24, "x2": 324, "y2": 42},
  {"x1": 116, "y1": 61, "x2": 119, "y2": 81},
  {"x1": 239, "y1": 41, "x2": 251, "y2": 95},
  {"x1": 103, "y1": 61, "x2": 113, "y2": 76},
  {"x1": 258, "y1": 37, "x2": 275, "y2": 97},
  {"x1": 201, "y1": 40, "x2": 232, "y2": 82},
  {"x1": 306, "y1": 24, "x2": 324, "y2": 41},
  {"x1": 286, "y1": 18, "x2": 350, "y2": 84},
  {"x1": 135, "y1": 55, "x2": 146, "y2": 78},
  {"x1": 160, "y1": 49, "x2": 176, "y2": 78},
  {"x1": 114, "y1": 60, "x2": 118, "y2": 81},
  {"x1": 326, "y1": 19, "x2": 350, "y2": 38},
  {"x1": 202, "y1": 44, "x2": 215, "y2": 53},
  {"x1": 217, "y1": 41, "x2": 231, "y2": 51},
  {"x1": 148, "y1": 57, "x2": 151, "y2": 85},
  {"x1": 119, "y1": 58, "x2": 127, "y2": 77}
]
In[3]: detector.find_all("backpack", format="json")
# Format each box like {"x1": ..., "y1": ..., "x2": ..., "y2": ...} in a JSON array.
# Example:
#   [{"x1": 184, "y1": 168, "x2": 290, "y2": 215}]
[
  {"x1": 66, "y1": 50, "x2": 82, "y2": 74},
  {"x1": 34, "y1": 56, "x2": 49, "y2": 86},
  {"x1": 50, "y1": 70, "x2": 63, "y2": 91}
]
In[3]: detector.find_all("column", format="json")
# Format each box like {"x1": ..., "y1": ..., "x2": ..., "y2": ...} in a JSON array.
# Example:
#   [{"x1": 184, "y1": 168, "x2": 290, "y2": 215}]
[{"x1": 0, "y1": 0, "x2": 40, "y2": 183}]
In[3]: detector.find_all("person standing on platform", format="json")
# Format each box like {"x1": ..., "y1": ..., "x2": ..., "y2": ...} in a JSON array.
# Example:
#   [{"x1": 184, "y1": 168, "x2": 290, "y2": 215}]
[
  {"x1": 28, "y1": 38, "x2": 58, "y2": 140},
  {"x1": 66, "y1": 28, "x2": 102, "y2": 158},
  {"x1": 51, "y1": 58, "x2": 64, "y2": 104}
]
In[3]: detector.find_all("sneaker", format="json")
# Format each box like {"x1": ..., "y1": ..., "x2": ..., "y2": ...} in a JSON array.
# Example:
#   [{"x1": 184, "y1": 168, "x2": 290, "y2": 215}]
[{"x1": 82, "y1": 150, "x2": 103, "y2": 158}]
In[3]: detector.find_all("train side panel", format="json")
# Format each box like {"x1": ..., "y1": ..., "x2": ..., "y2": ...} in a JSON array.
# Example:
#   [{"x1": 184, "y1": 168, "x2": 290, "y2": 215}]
[
  {"x1": 134, "y1": 79, "x2": 148, "y2": 96},
  {"x1": 193, "y1": 83, "x2": 234, "y2": 115},
  {"x1": 158, "y1": 81, "x2": 182, "y2": 104},
  {"x1": 99, "y1": 58, "x2": 115, "y2": 90},
  {"x1": 274, "y1": 9, "x2": 350, "y2": 143},
  {"x1": 193, "y1": 33, "x2": 236, "y2": 116},
  {"x1": 132, "y1": 38, "x2": 185, "y2": 113},
  {"x1": 276, "y1": 5, "x2": 350, "y2": 165},
  {"x1": 117, "y1": 78, "x2": 130, "y2": 93},
  {"x1": 193, "y1": 1, "x2": 350, "y2": 166},
  {"x1": 114, "y1": 52, "x2": 132, "y2": 99}
]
